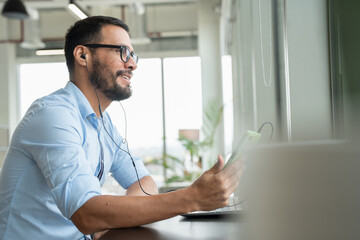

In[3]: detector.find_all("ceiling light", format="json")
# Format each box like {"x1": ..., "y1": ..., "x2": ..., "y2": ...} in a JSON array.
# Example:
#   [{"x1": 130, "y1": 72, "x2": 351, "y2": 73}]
[
  {"x1": 35, "y1": 49, "x2": 64, "y2": 56},
  {"x1": 1, "y1": 0, "x2": 29, "y2": 19},
  {"x1": 67, "y1": 0, "x2": 88, "y2": 20}
]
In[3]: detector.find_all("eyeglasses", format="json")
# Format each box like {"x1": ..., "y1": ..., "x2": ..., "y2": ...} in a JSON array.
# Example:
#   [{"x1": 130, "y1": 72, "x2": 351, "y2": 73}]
[{"x1": 83, "y1": 43, "x2": 138, "y2": 64}]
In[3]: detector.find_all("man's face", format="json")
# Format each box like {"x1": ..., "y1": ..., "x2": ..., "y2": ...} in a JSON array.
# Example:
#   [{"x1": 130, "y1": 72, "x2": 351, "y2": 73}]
[
  {"x1": 90, "y1": 57, "x2": 133, "y2": 101},
  {"x1": 89, "y1": 25, "x2": 137, "y2": 101}
]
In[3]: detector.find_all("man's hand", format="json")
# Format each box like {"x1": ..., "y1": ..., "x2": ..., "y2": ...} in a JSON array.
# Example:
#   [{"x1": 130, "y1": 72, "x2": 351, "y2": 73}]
[{"x1": 187, "y1": 155, "x2": 243, "y2": 211}]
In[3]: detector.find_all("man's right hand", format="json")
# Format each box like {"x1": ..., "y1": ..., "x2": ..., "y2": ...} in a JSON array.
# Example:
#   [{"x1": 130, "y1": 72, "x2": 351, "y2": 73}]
[{"x1": 186, "y1": 155, "x2": 244, "y2": 211}]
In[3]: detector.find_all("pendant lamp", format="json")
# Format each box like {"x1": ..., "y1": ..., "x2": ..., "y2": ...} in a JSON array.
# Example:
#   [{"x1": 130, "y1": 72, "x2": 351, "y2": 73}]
[{"x1": 2, "y1": 0, "x2": 29, "y2": 19}]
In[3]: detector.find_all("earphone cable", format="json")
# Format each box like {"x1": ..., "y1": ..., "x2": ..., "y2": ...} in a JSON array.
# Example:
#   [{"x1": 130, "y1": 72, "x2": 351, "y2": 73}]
[
  {"x1": 84, "y1": 57, "x2": 151, "y2": 196},
  {"x1": 257, "y1": 121, "x2": 274, "y2": 142}
]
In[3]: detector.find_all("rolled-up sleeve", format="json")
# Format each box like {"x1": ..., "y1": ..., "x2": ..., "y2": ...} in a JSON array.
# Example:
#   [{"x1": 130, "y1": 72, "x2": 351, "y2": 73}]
[
  {"x1": 20, "y1": 104, "x2": 101, "y2": 219},
  {"x1": 111, "y1": 152, "x2": 150, "y2": 189}
]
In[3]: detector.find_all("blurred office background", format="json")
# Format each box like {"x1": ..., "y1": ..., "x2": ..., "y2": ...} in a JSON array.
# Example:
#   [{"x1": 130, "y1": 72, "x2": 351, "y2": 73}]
[{"x1": 0, "y1": 0, "x2": 359, "y2": 188}]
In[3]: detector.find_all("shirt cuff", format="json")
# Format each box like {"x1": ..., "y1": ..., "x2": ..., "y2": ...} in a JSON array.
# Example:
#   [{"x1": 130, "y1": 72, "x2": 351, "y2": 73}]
[
  {"x1": 112, "y1": 157, "x2": 150, "y2": 189},
  {"x1": 51, "y1": 174, "x2": 101, "y2": 219}
]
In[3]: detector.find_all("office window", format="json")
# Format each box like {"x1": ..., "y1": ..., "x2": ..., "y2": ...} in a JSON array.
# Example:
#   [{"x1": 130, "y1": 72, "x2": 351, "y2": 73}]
[{"x1": 163, "y1": 57, "x2": 203, "y2": 157}]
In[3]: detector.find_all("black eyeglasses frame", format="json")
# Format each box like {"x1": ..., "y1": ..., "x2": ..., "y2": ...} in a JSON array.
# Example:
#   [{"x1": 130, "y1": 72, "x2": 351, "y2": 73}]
[{"x1": 83, "y1": 43, "x2": 138, "y2": 63}]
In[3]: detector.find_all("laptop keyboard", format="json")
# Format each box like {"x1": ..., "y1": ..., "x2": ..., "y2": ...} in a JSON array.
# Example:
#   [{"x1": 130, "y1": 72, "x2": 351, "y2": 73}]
[{"x1": 182, "y1": 197, "x2": 247, "y2": 217}]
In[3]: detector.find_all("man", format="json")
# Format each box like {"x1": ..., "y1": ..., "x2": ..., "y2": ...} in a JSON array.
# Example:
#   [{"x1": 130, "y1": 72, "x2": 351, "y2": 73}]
[{"x1": 0, "y1": 16, "x2": 242, "y2": 239}]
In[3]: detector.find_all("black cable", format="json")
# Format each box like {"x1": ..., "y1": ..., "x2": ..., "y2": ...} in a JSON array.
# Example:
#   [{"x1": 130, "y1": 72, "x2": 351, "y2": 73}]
[
  {"x1": 84, "y1": 58, "x2": 151, "y2": 196},
  {"x1": 257, "y1": 121, "x2": 274, "y2": 142}
]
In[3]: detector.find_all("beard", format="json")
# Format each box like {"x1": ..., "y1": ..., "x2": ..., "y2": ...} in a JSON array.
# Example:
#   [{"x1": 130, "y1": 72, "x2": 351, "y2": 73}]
[{"x1": 89, "y1": 58, "x2": 132, "y2": 101}]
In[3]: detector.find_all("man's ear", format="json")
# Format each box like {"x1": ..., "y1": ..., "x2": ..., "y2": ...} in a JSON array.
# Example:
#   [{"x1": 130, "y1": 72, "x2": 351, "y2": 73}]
[{"x1": 73, "y1": 45, "x2": 88, "y2": 66}]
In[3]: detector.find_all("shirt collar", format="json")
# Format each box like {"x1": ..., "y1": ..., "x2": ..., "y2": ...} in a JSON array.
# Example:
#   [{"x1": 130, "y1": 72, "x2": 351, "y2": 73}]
[{"x1": 64, "y1": 81, "x2": 95, "y2": 120}]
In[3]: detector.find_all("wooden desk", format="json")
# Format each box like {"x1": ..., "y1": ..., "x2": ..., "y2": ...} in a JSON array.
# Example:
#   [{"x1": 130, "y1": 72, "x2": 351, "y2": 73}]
[{"x1": 98, "y1": 215, "x2": 244, "y2": 240}]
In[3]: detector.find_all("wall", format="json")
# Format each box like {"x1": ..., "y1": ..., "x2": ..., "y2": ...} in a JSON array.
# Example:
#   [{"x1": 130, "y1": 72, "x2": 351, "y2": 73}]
[
  {"x1": 285, "y1": 0, "x2": 332, "y2": 141},
  {"x1": 231, "y1": 0, "x2": 284, "y2": 143},
  {"x1": 231, "y1": 0, "x2": 333, "y2": 143}
]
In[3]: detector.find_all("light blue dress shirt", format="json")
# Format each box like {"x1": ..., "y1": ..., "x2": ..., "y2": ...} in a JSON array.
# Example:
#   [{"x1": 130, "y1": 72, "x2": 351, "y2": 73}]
[{"x1": 0, "y1": 82, "x2": 149, "y2": 240}]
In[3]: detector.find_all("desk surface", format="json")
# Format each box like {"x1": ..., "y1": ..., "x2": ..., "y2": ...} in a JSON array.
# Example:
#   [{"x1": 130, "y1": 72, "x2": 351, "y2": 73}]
[{"x1": 98, "y1": 215, "x2": 244, "y2": 240}]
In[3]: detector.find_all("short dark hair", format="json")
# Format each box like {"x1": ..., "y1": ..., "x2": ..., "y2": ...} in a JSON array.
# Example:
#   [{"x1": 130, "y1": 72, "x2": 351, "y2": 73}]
[{"x1": 64, "y1": 16, "x2": 129, "y2": 75}]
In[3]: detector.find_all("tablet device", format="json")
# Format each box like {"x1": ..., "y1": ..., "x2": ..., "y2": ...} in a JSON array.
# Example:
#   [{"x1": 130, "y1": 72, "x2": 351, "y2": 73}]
[{"x1": 223, "y1": 130, "x2": 261, "y2": 168}]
